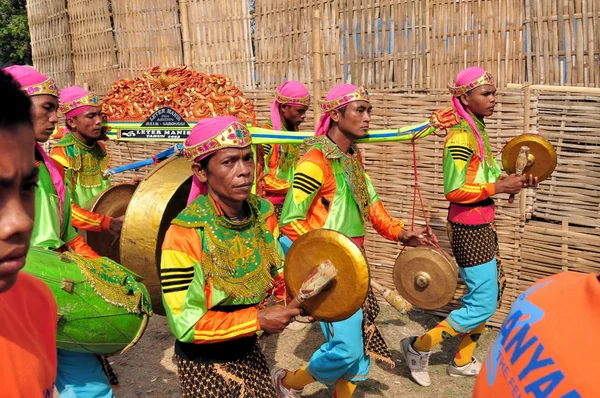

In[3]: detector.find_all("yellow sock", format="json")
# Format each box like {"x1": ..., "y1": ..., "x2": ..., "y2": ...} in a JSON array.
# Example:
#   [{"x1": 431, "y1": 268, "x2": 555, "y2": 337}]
[
  {"x1": 283, "y1": 365, "x2": 315, "y2": 390},
  {"x1": 453, "y1": 322, "x2": 486, "y2": 367},
  {"x1": 412, "y1": 319, "x2": 460, "y2": 352},
  {"x1": 334, "y1": 379, "x2": 357, "y2": 398}
]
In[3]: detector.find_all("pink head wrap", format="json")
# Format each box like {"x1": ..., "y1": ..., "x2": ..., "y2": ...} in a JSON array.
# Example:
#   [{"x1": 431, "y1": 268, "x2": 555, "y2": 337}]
[
  {"x1": 184, "y1": 116, "x2": 252, "y2": 204},
  {"x1": 59, "y1": 85, "x2": 99, "y2": 119},
  {"x1": 448, "y1": 67, "x2": 496, "y2": 159},
  {"x1": 2, "y1": 65, "x2": 59, "y2": 97},
  {"x1": 314, "y1": 84, "x2": 370, "y2": 136},
  {"x1": 270, "y1": 81, "x2": 310, "y2": 131},
  {"x1": 3, "y1": 65, "x2": 65, "y2": 226}
]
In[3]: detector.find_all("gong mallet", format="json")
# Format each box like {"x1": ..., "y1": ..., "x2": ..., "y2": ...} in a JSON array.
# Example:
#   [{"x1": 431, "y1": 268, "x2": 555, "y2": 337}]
[
  {"x1": 508, "y1": 145, "x2": 530, "y2": 204},
  {"x1": 371, "y1": 279, "x2": 413, "y2": 314},
  {"x1": 286, "y1": 260, "x2": 338, "y2": 312}
]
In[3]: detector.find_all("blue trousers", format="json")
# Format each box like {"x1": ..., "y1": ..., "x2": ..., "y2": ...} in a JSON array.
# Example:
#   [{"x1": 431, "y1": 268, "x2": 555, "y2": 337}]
[
  {"x1": 55, "y1": 350, "x2": 115, "y2": 398},
  {"x1": 306, "y1": 309, "x2": 371, "y2": 386},
  {"x1": 447, "y1": 258, "x2": 498, "y2": 333}
]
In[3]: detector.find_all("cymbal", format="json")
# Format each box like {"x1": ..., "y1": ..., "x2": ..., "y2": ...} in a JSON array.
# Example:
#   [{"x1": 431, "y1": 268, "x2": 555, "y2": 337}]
[
  {"x1": 284, "y1": 229, "x2": 369, "y2": 322},
  {"x1": 502, "y1": 134, "x2": 557, "y2": 182},
  {"x1": 393, "y1": 248, "x2": 457, "y2": 310}
]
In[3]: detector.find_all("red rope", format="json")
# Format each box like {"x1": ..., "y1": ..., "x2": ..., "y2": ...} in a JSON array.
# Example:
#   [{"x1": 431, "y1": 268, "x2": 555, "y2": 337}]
[{"x1": 402, "y1": 126, "x2": 448, "y2": 255}]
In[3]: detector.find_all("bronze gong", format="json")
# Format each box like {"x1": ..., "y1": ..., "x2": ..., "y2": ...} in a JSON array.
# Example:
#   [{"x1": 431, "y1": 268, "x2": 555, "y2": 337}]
[
  {"x1": 284, "y1": 229, "x2": 370, "y2": 322},
  {"x1": 502, "y1": 134, "x2": 557, "y2": 182},
  {"x1": 120, "y1": 155, "x2": 192, "y2": 315},
  {"x1": 393, "y1": 248, "x2": 458, "y2": 310},
  {"x1": 86, "y1": 183, "x2": 137, "y2": 263}
]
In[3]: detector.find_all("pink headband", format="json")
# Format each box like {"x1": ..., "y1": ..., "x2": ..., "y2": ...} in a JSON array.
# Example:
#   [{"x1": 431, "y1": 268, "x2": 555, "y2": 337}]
[
  {"x1": 59, "y1": 86, "x2": 99, "y2": 119},
  {"x1": 315, "y1": 84, "x2": 370, "y2": 136},
  {"x1": 185, "y1": 116, "x2": 252, "y2": 204},
  {"x1": 449, "y1": 67, "x2": 495, "y2": 159},
  {"x1": 270, "y1": 81, "x2": 310, "y2": 131},
  {"x1": 3, "y1": 65, "x2": 58, "y2": 97}
]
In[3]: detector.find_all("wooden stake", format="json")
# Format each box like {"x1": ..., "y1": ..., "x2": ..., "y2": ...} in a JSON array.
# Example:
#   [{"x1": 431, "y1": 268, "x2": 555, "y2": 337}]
[
  {"x1": 179, "y1": 0, "x2": 192, "y2": 67},
  {"x1": 312, "y1": 9, "x2": 323, "y2": 123}
]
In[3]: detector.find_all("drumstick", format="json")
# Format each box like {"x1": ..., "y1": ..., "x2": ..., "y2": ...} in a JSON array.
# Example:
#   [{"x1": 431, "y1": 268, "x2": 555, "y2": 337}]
[
  {"x1": 508, "y1": 146, "x2": 530, "y2": 204},
  {"x1": 370, "y1": 279, "x2": 413, "y2": 314},
  {"x1": 286, "y1": 260, "x2": 338, "y2": 311}
]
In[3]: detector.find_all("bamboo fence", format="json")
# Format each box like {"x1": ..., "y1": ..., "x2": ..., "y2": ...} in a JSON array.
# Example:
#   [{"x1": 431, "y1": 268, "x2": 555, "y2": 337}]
[
  {"x1": 26, "y1": 0, "x2": 600, "y2": 91},
  {"x1": 66, "y1": 0, "x2": 118, "y2": 92}
]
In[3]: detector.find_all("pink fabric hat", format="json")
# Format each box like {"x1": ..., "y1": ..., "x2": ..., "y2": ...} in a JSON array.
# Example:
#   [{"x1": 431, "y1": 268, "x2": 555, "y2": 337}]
[
  {"x1": 3, "y1": 65, "x2": 58, "y2": 97},
  {"x1": 449, "y1": 67, "x2": 496, "y2": 159},
  {"x1": 59, "y1": 85, "x2": 99, "y2": 119},
  {"x1": 314, "y1": 84, "x2": 370, "y2": 136},
  {"x1": 184, "y1": 116, "x2": 252, "y2": 204},
  {"x1": 270, "y1": 81, "x2": 310, "y2": 131},
  {"x1": 4, "y1": 65, "x2": 65, "y2": 225}
]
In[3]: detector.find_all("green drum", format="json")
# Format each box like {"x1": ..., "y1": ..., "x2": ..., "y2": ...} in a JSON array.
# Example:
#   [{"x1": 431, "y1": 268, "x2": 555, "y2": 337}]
[{"x1": 23, "y1": 247, "x2": 153, "y2": 355}]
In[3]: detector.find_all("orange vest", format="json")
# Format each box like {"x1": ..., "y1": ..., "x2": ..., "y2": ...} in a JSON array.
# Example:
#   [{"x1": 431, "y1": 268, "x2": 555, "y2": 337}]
[
  {"x1": 0, "y1": 273, "x2": 57, "y2": 397},
  {"x1": 474, "y1": 272, "x2": 600, "y2": 398}
]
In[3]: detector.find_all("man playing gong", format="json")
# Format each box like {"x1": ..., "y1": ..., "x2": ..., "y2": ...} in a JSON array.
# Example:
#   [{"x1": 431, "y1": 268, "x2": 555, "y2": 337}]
[
  {"x1": 159, "y1": 116, "x2": 300, "y2": 397},
  {"x1": 273, "y1": 84, "x2": 435, "y2": 397},
  {"x1": 400, "y1": 67, "x2": 533, "y2": 387}
]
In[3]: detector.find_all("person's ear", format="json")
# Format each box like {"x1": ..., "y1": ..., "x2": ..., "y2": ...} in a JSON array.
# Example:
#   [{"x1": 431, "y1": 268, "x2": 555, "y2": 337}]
[
  {"x1": 330, "y1": 109, "x2": 341, "y2": 123},
  {"x1": 66, "y1": 117, "x2": 77, "y2": 130},
  {"x1": 192, "y1": 163, "x2": 208, "y2": 183}
]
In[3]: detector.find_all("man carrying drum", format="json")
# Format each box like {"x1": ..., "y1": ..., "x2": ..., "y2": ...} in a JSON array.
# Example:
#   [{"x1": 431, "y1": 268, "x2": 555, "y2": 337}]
[
  {"x1": 4, "y1": 65, "x2": 117, "y2": 397},
  {"x1": 273, "y1": 84, "x2": 436, "y2": 397},
  {"x1": 261, "y1": 81, "x2": 311, "y2": 217},
  {"x1": 50, "y1": 85, "x2": 124, "y2": 234},
  {"x1": 159, "y1": 116, "x2": 300, "y2": 397},
  {"x1": 400, "y1": 67, "x2": 536, "y2": 387},
  {"x1": 0, "y1": 69, "x2": 58, "y2": 397}
]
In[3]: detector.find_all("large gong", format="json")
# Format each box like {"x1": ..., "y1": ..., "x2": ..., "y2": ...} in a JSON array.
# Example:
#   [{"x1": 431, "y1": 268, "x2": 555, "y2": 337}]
[{"x1": 87, "y1": 155, "x2": 192, "y2": 315}]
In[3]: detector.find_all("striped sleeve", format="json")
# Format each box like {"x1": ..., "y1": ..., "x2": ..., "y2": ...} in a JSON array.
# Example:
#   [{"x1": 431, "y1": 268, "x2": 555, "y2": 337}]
[
  {"x1": 279, "y1": 149, "x2": 326, "y2": 241},
  {"x1": 71, "y1": 204, "x2": 112, "y2": 232},
  {"x1": 50, "y1": 147, "x2": 69, "y2": 168},
  {"x1": 443, "y1": 130, "x2": 496, "y2": 203},
  {"x1": 161, "y1": 225, "x2": 260, "y2": 344}
]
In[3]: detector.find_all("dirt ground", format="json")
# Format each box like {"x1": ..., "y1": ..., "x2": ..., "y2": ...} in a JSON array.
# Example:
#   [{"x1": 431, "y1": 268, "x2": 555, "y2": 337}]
[{"x1": 111, "y1": 304, "x2": 497, "y2": 398}]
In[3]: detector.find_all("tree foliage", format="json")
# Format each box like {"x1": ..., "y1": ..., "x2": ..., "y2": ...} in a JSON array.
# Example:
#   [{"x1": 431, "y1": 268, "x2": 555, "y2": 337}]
[{"x1": 0, "y1": 0, "x2": 32, "y2": 66}]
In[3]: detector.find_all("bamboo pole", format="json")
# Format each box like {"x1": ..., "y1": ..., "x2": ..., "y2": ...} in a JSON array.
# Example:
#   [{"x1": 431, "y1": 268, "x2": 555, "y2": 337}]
[
  {"x1": 507, "y1": 82, "x2": 600, "y2": 94},
  {"x1": 312, "y1": 9, "x2": 323, "y2": 123},
  {"x1": 179, "y1": 0, "x2": 192, "y2": 67}
]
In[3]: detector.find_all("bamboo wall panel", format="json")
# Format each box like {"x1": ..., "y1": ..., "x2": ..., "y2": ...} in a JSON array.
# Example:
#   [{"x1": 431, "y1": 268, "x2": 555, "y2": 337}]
[
  {"x1": 528, "y1": 0, "x2": 600, "y2": 86},
  {"x1": 254, "y1": 0, "x2": 342, "y2": 90},
  {"x1": 111, "y1": 0, "x2": 183, "y2": 79},
  {"x1": 187, "y1": 0, "x2": 255, "y2": 89},
  {"x1": 67, "y1": 0, "x2": 118, "y2": 93},
  {"x1": 532, "y1": 92, "x2": 600, "y2": 227},
  {"x1": 27, "y1": 0, "x2": 74, "y2": 88}
]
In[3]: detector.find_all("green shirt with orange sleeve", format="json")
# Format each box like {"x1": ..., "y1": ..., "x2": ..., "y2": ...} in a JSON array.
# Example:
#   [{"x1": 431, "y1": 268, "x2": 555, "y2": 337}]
[
  {"x1": 160, "y1": 194, "x2": 284, "y2": 344},
  {"x1": 443, "y1": 117, "x2": 502, "y2": 204}
]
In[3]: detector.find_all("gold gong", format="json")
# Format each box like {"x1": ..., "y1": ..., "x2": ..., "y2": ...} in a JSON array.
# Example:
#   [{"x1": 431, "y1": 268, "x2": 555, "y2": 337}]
[
  {"x1": 393, "y1": 248, "x2": 457, "y2": 310},
  {"x1": 120, "y1": 155, "x2": 192, "y2": 315},
  {"x1": 284, "y1": 229, "x2": 370, "y2": 322},
  {"x1": 86, "y1": 183, "x2": 137, "y2": 263},
  {"x1": 502, "y1": 134, "x2": 557, "y2": 182}
]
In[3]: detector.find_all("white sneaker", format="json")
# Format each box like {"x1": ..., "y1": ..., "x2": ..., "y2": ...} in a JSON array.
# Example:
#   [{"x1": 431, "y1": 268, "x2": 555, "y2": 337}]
[
  {"x1": 447, "y1": 357, "x2": 482, "y2": 377},
  {"x1": 400, "y1": 336, "x2": 431, "y2": 387},
  {"x1": 271, "y1": 367, "x2": 303, "y2": 398}
]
